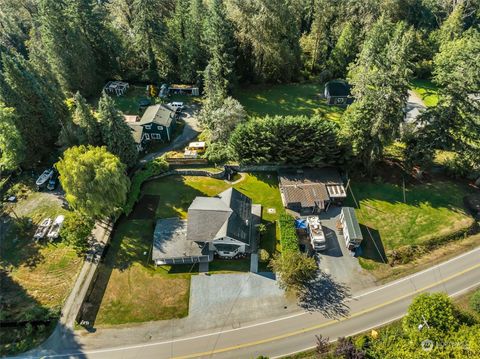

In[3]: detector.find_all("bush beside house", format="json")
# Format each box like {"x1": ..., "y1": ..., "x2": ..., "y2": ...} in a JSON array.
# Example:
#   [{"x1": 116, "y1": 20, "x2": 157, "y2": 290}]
[{"x1": 124, "y1": 156, "x2": 169, "y2": 215}]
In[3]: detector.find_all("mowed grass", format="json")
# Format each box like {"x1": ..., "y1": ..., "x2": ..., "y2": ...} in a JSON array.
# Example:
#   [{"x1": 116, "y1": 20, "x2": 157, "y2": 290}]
[
  {"x1": 95, "y1": 173, "x2": 283, "y2": 325},
  {"x1": 94, "y1": 219, "x2": 192, "y2": 326},
  {"x1": 348, "y1": 181, "x2": 473, "y2": 251},
  {"x1": 411, "y1": 79, "x2": 440, "y2": 107},
  {"x1": 234, "y1": 82, "x2": 345, "y2": 121}
]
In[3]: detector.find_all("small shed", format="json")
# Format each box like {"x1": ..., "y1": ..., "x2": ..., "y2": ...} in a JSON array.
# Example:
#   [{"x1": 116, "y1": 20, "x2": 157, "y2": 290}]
[
  {"x1": 339, "y1": 207, "x2": 363, "y2": 250},
  {"x1": 324, "y1": 80, "x2": 353, "y2": 106}
]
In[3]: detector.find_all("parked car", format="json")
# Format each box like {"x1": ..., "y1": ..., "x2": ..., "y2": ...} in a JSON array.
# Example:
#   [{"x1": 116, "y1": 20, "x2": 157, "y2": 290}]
[
  {"x1": 47, "y1": 172, "x2": 59, "y2": 191},
  {"x1": 167, "y1": 101, "x2": 184, "y2": 111}
]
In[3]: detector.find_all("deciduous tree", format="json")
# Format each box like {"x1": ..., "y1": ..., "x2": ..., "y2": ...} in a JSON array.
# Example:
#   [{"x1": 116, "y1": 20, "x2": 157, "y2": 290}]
[
  {"x1": 56, "y1": 145, "x2": 130, "y2": 218},
  {"x1": 268, "y1": 251, "x2": 317, "y2": 294}
]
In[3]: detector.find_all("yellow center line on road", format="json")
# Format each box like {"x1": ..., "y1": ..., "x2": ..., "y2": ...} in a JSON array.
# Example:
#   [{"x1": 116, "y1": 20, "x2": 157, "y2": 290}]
[{"x1": 172, "y1": 262, "x2": 480, "y2": 359}]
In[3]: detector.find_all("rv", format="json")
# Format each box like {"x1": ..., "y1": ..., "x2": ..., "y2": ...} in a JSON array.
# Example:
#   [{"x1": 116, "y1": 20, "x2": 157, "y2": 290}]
[{"x1": 307, "y1": 216, "x2": 326, "y2": 251}]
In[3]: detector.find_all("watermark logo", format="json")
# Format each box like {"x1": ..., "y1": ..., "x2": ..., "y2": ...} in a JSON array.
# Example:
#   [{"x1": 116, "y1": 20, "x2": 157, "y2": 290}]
[{"x1": 421, "y1": 339, "x2": 434, "y2": 351}]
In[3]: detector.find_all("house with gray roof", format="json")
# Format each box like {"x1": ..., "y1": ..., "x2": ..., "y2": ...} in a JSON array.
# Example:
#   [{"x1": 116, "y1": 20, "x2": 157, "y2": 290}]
[{"x1": 152, "y1": 188, "x2": 262, "y2": 266}]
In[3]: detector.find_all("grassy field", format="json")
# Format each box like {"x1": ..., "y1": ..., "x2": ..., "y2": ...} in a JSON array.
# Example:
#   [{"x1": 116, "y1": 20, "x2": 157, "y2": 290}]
[
  {"x1": 411, "y1": 79, "x2": 440, "y2": 107},
  {"x1": 110, "y1": 85, "x2": 200, "y2": 115},
  {"x1": 234, "y1": 82, "x2": 345, "y2": 121},
  {"x1": 346, "y1": 181, "x2": 474, "y2": 267},
  {"x1": 94, "y1": 173, "x2": 283, "y2": 325},
  {"x1": 1, "y1": 183, "x2": 82, "y2": 355}
]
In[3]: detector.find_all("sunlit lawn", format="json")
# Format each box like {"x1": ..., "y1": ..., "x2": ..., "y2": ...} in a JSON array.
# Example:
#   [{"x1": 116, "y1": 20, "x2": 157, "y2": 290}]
[
  {"x1": 346, "y1": 181, "x2": 473, "y2": 253},
  {"x1": 234, "y1": 82, "x2": 345, "y2": 121},
  {"x1": 411, "y1": 79, "x2": 440, "y2": 107},
  {"x1": 95, "y1": 173, "x2": 283, "y2": 325}
]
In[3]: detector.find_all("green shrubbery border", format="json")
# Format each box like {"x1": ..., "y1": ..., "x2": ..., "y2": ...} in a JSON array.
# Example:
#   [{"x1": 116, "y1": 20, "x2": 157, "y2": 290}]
[
  {"x1": 123, "y1": 156, "x2": 169, "y2": 215},
  {"x1": 279, "y1": 213, "x2": 299, "y2": 253}
]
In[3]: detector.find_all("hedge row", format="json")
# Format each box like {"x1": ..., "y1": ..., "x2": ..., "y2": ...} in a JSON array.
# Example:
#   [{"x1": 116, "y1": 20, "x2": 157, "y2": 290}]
[
  {"x1": 279, "y1": 213, "x2": 299, "y2": 253},
  {"x1": 123, "y1": 156, "x2": 169, "y2": 215}
]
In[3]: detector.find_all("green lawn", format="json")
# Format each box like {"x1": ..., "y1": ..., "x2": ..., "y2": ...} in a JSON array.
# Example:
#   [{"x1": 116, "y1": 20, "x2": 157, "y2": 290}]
[
  {"x1": 144, "y1": 173, "x2": 283, "y2": 253},
  {"x1": 1, "y1": 186, "x2": 81, "y2": 355},
  {"x1": 347, "y1": 181, "x2": 474, "y2": 262},
  {"x1": 110, "y1": 85, "x2": 200, "y2": 116},
  {"x1": 411, "y1": 79, "x2": 440, "y2": 107},
  {"x1": 234, "y1": 82, "x2": 345, "y2": 121}
]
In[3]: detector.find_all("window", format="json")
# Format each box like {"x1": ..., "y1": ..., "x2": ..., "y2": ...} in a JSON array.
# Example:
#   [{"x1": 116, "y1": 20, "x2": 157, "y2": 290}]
[
  {"x1": 145, "y1": 125, "x2": 151, "y2": 130},
  {"x1": 151, "y1": 133, "x2": 161, "y2": 140},
  {"x1": 157, "y1": 125, "x2": 163, "y2": 130},
  {"x1": 143, "y1": 133, "x2": 150, "y2": 140}
]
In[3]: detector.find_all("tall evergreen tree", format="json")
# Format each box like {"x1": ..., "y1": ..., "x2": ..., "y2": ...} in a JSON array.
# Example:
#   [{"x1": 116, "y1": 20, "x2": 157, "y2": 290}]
[
  {"x1": 328, "y1": 22, "x2": 359, "y2": 78},
  {"x1": 67, "y1": 0, "x2": 120, "y2": 79},
  {"x1": 344, "y1": 18, "x2": 414, "y2": 170},
  {"x1": 201, "y1": 0, "x2": 236, "y2": 107},
  {"x1": 183, "y1": 0, "x2": 206, "y2": 83},
  {"x1": 0, "y1": 103, "x2": 24, "y2": 172},
  {"x1": 72, "y1": 92, "x2": 102, "y2": 146},
  {"x1": 131, "y1": 0, "x2": 170, "y2": 82},
  {"x1": 229, "y1": 0, "x2": 302, "y2": 82},
  {"x1": 97, "y1": 93, "x2": 138, "y2": 167},
  {"x1": 37, "y1": 0, "x2": 100, "y2": 96},
  {"x1": 0, "y1": 50, "x2": 66, "y2": 165}
]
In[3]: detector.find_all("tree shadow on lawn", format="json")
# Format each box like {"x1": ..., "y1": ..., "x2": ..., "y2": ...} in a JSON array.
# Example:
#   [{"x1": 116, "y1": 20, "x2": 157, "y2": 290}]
[
  {"x1": 357, "y1": 225, "x2": 388, "y2": 264},
  {"x1": 298, "y1": 272, "x2": 352, "y2": 319},
  {"x1": 0, "y1": 270, "x2": 83, "y2": 357},
  {"x1": 0, "y1": 214, "x2": 45, "y2": 269}
]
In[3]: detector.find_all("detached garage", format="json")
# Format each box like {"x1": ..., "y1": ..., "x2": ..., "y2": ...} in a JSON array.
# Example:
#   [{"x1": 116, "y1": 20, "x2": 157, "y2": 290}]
[{"x1": 339, "y1": 207, "x2": 363, "y2": 250}]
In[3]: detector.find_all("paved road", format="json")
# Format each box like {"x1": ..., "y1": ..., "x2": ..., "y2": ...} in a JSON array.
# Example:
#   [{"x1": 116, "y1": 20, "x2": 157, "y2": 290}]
[{"x1": 19, "y1": 246, "x2": 480, "y2": 359}]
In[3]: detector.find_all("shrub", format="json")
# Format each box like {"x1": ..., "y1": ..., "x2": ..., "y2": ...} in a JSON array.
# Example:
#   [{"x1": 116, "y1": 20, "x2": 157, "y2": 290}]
[
  {"x1": 278, "y1": 213, "x2": 298, "y2": 253},
  {"x1": 124, "y1": 156, "x2": 169, "y2": 215},
  {"x1": 470, "y1": 290, "x2": 480, "y2": 314},
  {"x1": 60, "y1": 211, "x2": 95, "y2": 254},
  {"x1": 230, "y1": 115, "x2": 348, "y2": 165},
  {"x1": 259, "y1": 249, "x2": 270, "y2": 262}
]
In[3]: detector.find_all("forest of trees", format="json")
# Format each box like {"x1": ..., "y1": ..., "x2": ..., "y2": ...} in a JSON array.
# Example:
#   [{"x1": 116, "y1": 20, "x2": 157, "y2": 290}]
[{"x1": 0, "y1": 0, "x2": 479, "y2": 174}]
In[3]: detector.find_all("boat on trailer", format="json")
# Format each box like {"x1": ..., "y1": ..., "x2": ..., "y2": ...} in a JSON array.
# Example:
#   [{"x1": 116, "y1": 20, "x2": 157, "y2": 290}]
[
  {"x1": 47, "y1": 215, "x2": 65, "y2": 240},
  {"x1": 36, "y1": 168, "x2": 54, "y2": 189},
  {"x1": 34, "y1": 218, "x2": 52, "y2": 240}
]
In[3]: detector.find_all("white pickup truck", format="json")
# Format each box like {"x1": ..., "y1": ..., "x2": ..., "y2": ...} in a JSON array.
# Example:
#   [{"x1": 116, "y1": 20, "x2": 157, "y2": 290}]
[{"x1": 307, "y1": 216, "x2": 326, "y2": 251}]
